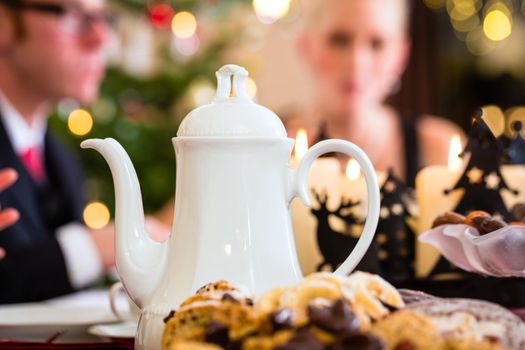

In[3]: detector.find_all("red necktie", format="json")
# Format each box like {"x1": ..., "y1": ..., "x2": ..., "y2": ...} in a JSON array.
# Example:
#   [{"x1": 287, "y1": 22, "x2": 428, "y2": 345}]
[{"x1": 19, "y1": 147, "x2": 45, "y2": 183}]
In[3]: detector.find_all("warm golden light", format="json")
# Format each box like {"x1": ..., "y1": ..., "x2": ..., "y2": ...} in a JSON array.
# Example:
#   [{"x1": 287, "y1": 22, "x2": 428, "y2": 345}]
[
  {"x1": 451, "y1": 15, "x2": 480, "y2": 32},
  {"x1": 481, "y1": 105, "x2": 505, "y2": 137},
  {"x1": 246, "y1": 77, "x2": 257, "y2": 99},
  {"x1": 190, "y1": 81, "x2": 215, "y2": 107},
  {"x1": 483, "y1": 9, "x2": 512, "y2": 41},
  {"x1": 253, "y1": 0, "x2": 291, "y2": 24},
  {"x1": 83, "y1": 201, "x2": 111, "y2": 230},
  {"x1": 67, "y1": 109, "x2": 93, "y2": 136},
  {"x1": 449, "y1": 0, "x2": 478, "y2": 20},
  {"x1": 424, "y1": 0, "x2": 446, "y2": 10},
  {"x1": 506, "y1": 107, "x2": 525, "y2": 138},
  {"x1": 466, "y1": 26, "x2": 495, "y2": 55},
  {"x1": 448, "y1": 134, "x2": 463, "y2": 171},
  {"x1": 294, "y1": 129, "x2": 308, "y2": 160},
  {"x1": 345, "y1": 158, "x2": 361, "y2": 181},
  {"x1": 171, "y1": 11, "x2": 197, "y2": 39}
]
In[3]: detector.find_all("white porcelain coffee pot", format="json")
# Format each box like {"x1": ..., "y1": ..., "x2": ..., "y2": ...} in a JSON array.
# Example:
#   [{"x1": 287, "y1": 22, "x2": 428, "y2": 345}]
[{"x1": 81, "y1": 64, "x2": 380, "y2": 349}]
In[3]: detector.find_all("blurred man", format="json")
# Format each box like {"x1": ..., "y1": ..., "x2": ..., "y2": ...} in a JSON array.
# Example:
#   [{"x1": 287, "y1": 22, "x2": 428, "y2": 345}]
[{"x1": 0, "y1": 0, "x2": 167, "y2": 303}]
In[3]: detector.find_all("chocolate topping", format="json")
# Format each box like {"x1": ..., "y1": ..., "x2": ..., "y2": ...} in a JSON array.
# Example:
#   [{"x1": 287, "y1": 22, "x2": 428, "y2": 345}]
[
  {"x1": 398, "y1": 289, "x2": 436, "y2": 305},
  {"x1": 274, "y1": 328, "x2": 325, "y2": 350},
  {"x1": 205, "y1": 320, "x2": 230, "y2": 348},
  {"x1": 308, "y1": 299, "x2": 360, "y2": 335},
  {"x1": 511, "y1": 203, "x2": 525, "y2": 222},
  {"x1": 330, "y1": 333, "x2": 385, "y2": 350},
  {"x1": 270, "y1": 308, "x2": 294, "y2": 331},
  {"x1": 222, "y1": 293, "x2": 239, "y2": 303},
  {"x1": 432, "y1": 212, "x2": 466, "y2": 228},
  {"x1": 471, "y1": 216, "x2": 506, "y2": 235},
  {"x1": 393, "y1": 340, "x2": 416, "y2": 350},
  {"x1": 163, "y1": 310, "x2": 176, "y2": 324}
]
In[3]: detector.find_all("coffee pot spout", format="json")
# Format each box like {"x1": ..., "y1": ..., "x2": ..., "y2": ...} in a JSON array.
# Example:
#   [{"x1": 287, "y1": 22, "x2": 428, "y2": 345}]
[{"x1": 81, "y1": 138, "x2": 168, "y2": 308}]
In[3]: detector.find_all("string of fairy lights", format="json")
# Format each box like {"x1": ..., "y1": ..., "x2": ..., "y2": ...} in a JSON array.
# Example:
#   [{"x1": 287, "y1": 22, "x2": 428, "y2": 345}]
[
  {"x1": 424, "y1": 0, "x2": 525, "y2": 55},
  {"x1": 70, "y1": 0, "x2": 293, "y2": 229}
]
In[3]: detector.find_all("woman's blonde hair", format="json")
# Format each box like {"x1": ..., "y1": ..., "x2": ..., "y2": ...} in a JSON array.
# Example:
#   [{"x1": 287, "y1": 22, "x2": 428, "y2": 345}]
[{"x1": 301, "y1": 0, "x2": 411, "y2": 33}]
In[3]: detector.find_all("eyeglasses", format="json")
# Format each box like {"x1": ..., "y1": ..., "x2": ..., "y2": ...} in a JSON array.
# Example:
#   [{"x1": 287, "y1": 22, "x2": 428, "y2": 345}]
[{"x1": 1, "y1": 0, "x2": 115, "y2": 35}]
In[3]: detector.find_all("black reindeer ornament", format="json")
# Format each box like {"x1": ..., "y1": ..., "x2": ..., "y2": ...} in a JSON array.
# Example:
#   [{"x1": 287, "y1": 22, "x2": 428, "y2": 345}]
[{"x1": 311, "y1": 189, "x2": 365, "y2": 272}]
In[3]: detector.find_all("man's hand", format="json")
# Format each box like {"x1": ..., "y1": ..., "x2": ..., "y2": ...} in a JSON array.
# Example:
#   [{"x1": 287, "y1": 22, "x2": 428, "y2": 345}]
[{"x1": 0, "y1": 168, "x2": 19, "y2": 259}]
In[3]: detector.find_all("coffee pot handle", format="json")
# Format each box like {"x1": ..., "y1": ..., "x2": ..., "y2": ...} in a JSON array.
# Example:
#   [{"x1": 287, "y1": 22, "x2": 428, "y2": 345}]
[{"x1": 294, "y1": 139, "x2": 380, "y2": 276}]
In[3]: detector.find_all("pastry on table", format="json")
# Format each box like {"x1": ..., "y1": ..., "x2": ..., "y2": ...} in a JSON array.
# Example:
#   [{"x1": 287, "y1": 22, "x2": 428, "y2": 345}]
[
  {"x1": 406, "y1": 298, "x2": 525, "y2": 350},
  {"x1": 162, "y1": 272, "x2": 400, "y2": 350},
  {"x1": 162, "y1": 281, "x2": 258, "y2": 349},
  {"x1": 161, "y1": 272, "x2": 523, "y2": 350},
  {"x1": 370, "y1": 310, "x2": 444, "y2": 350}
]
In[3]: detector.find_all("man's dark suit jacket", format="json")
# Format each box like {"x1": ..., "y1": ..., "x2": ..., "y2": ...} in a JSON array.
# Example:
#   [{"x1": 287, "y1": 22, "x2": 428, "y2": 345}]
[{"x1": 0, "y1": 114, "x2": 86, "y2": 304}]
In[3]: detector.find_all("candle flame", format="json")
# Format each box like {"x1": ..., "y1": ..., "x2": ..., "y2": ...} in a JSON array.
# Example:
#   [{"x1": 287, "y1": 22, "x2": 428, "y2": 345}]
[
  {"x1": 346, "y1": 158, "x2": 361, "y2": 180},
  {"x1": 294, "y1": 128, "x2": 308, "y2": 160},
  {"x1": 448, "y1": 134, "x2": 462, "y2": 171}
]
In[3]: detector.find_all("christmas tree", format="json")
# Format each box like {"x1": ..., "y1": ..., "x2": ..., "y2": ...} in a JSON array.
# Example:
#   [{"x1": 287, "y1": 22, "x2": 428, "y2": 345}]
[{"x1": 48, "y1": 0, "x2": 257, "y2": 221}]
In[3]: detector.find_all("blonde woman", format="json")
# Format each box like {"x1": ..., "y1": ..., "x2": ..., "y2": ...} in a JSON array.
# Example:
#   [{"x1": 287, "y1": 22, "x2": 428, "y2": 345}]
[{"x1": 287, "y1": 0, "x2": 462, "y2": 185}]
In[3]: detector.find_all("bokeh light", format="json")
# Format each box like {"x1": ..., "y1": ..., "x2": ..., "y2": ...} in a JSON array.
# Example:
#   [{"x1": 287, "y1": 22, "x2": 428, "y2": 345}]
[
  {"x1": 451, "y1": 15, "x2": 480, "y2": 32},
  {"x1": 67, "y1": 109, "x2": 93, "y2": 136},
  {"x1": 448, "y1": 135, "x2": 463, "y2": 172},
  {"x1": 246, "y1": 77, "x2": 257, "y2": 99},
  {"x1": 253, "y1": 0, "x2": 291, "y2": 24},
  {"x1": 506, "y1": 107, "x2": 525, "y2": 137},
  {"x1": 466, "y1": 26, "x2": 495, "y2": 55},
  {"x1": 345, "y1": 159, "x2": 361, "y2": 181},
  {"x1": 149, "y1": 4, "x2": 174, "y2": 30},
  {"x1": 83, "y1": 201, "x2": 111, "y2": 230},
  {"x1": 481, "y1": 105, "x2": 506, "y2": 137},
  {"x1": 57, "y1": 99, "x2": 80, "y2": 120},
  {"x1": 190, "y1": 80, "x2": 215, "y2": 107},
  {"x1": 483, "y1": 9, "x2": 512, "y2": 41},
  {"x1": 171, "y1": 11, "x2": 197, "y2": 38},
  {"x1": 424, "y1": 0, "x2": 446, "y2": 11},
  {"x1": 173, "y1": 34, "x2": 200, "y2": 56},
  {"x1": 448, "y1": 0, "x2": 478, "y2": 21},
  {"x1": 294, "y1": 128, "x2": 308, "y2": 160}
]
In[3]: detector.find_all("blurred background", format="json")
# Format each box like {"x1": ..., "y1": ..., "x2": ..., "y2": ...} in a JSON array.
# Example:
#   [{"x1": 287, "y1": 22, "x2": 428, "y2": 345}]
[{"x1": 52, "y1": 0, "x2": 525, "y2": 229}]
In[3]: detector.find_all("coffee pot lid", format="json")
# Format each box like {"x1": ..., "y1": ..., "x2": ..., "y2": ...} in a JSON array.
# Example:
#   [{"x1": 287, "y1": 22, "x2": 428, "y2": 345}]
[{"x1": 177, "y1": 64, "x2": 287, "y2": 138}]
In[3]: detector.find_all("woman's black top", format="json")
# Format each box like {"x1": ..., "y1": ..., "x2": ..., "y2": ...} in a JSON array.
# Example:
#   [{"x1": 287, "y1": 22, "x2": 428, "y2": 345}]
[{"x1": 316, "y1": 113, "x2": 419, "y2": 186}]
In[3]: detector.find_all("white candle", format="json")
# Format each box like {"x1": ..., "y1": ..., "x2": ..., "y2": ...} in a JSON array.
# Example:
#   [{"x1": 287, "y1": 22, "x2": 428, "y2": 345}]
[
  {"x1": 291, "y1": 158, "x2": 340, "y2": 274},
  {"x1": 289, "y1": 129, "x2": 342, "y2": 274},
  {"x1": 415, "y1": 135, "x2": 463, "y2": 277}
]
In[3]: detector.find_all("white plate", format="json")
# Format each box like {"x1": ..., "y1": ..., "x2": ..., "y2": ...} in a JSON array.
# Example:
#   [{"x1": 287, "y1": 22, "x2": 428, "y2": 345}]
[
  {"x1": 0, "y1": 303, "x2": 117, "y2": 327},
  {"x1": 88, "y1": 322, "x2": 137, "y2": 339}
]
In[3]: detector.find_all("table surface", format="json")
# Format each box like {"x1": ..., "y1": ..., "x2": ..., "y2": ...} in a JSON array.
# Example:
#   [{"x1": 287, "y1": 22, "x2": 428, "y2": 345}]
[
  {"x1": 1, "y1": 290, "x2": 523, "y2": 349},
  {"x1": 0, "y1": 290, "x2": 136, "y2": 347}
]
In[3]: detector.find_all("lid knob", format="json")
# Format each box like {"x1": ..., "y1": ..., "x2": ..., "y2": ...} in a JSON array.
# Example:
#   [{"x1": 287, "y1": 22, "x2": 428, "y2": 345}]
[
  {"x1": 214, "y1": 64, "x2": 252, "y2": 103},
  {"x1": 177, "y1": 64, "x2": 286, "y2": 138}
]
